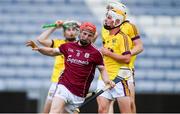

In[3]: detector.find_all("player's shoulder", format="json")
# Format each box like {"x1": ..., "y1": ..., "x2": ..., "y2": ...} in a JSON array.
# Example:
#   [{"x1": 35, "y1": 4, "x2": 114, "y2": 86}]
[
  {"x1": 62, "y1": 41, "x2": 76, "y2": 46},
  {"x1": 122, "y1": 20, "x2": 137, "y2": 28},
  {"x1": 101, "y1": 27, "x2": 106, "y2": 32},
  {"x1": 52, "y1": 39, "x2": 66, "y2": 47},
  {"x1": 90, "y1": 44, "x2": 102, "y2": 55},
  {"x1": 101, "y1": 27, "x2": 109, "y2": 40},
  {"x1": 101, "y1": 27, "x2": 108, "y2": 34},
  {"x1": 53, "y1": 39, "x2": 66, "y2": 43},
  {"x1": 115, "y1": 30, "x2": 131, "y2": 41}
]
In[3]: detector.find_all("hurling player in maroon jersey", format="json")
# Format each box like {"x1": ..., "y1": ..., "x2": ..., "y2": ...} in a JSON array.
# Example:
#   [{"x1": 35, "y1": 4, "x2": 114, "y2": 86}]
[{"x1": 26, "y1": 22, "x2": 115, "y2": 113}]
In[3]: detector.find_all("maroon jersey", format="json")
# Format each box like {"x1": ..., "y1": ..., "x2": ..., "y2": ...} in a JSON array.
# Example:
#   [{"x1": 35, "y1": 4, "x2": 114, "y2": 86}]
[{"x1": 58, "y1": 41, "x2": 104, "y2": 97}]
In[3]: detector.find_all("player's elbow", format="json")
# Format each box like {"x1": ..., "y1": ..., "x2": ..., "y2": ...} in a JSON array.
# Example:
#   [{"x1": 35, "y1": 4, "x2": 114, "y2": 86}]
[
  {"x1": 140, "y1": 44, "x2": 144, "y2": 53},
  {"x1": 121, "y1": 52, "x2": 131, "y2": 63},
  {"x1": 140, "y1": 48, "x2": 144, "y2": 54}
]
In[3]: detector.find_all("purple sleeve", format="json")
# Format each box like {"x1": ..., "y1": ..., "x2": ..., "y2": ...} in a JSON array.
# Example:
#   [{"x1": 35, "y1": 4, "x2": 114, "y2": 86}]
[
  {"x1": 58, "y1": 44, "x2": 67, "y2": 56},
  {"x1": 131, "y1": 35, "x2": 140, "y2": 41},
  {"x1": 122, "y1": 51, "x2": 131, "y2": 55},
  {"x1": 95, "y1": 52, "x2": 104, "y2": 66}
]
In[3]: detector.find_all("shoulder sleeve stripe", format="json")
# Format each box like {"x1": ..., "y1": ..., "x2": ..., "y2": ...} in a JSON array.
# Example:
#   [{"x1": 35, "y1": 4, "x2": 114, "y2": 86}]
[
  {"x1": 131, "y1": 35, "x2": 140, "y2": 41},
  {"x1": 129, "y1": 23, "x2": 139, "y2": 36},
  {"x1": 120, "y1": 32, "x2": 130, "y2": 52}
]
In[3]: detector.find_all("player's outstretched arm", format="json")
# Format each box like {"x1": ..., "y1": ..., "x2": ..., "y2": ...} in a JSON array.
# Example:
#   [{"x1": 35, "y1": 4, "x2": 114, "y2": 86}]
[{"x1": 26, "y1": 40, "x2": 61, "y2": 56}]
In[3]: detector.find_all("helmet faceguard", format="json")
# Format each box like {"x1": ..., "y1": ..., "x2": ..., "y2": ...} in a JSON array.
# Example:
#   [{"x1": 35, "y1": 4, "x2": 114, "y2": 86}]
[
  {"x1": 62, "y1": 20, "x2": 81, "y2": 40},
  {"x1": 103, "y1": 9, "x2": 125, "y2": 28},
  {"x1": 62, "y1": 20, "x2": 80, "y2": 32}
]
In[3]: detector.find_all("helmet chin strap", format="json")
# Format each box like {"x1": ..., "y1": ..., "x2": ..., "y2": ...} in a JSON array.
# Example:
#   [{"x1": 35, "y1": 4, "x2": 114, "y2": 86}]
[{"x1": 104, "y1": 24, "x2": 120, "y2": 30}]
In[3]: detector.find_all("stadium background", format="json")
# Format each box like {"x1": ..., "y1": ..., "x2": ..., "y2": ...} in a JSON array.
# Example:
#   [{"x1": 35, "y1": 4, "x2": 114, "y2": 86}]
[{"x1": 0, "y1": 0, "x2": 180, "y2": 113}]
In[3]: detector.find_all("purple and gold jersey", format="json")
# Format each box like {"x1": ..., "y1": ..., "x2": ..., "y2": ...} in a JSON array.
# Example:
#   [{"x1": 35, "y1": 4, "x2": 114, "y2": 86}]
[
  {"x1": 102, "y1": 20, "x2": 140, "y2": 69},
  {"x1": 101, "y1": 30, "x2": 132, "y2": 80},
  {"x1": 120, "y1": 21, "x2": 140, "y2": 68}
]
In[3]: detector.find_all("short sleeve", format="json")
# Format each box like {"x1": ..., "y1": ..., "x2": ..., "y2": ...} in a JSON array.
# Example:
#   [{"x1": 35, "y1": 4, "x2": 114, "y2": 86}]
[
  {"x1": 128, "y1": 23, "x2": 140, "y2": 41},
  {"x1": 58, "y1": 44, "x2": 67, "y2": 56},
  {"x1": 120, "y1": 33, "x2": 131, "y2": 55},
  {"x1": 94, "y1": 51, "x2": 104, "y2": 66}
]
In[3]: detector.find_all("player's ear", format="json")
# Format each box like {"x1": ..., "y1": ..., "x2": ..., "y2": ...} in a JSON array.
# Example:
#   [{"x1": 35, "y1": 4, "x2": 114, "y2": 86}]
[{"x1": 92, "y1": 32, "x2": 98, "y2": 43}]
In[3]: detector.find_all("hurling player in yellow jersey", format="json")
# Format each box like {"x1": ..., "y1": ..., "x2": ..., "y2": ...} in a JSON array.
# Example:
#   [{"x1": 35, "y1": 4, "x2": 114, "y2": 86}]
[
  {"x1": 36, "y1": 20, "x2": 80, "y2": 113},
  {"x1": 97, "y1": 5, "x2": 133, "y2": 114},
  {"x1": 100, "y1": 1, "x2": 144, "y2": 113}
]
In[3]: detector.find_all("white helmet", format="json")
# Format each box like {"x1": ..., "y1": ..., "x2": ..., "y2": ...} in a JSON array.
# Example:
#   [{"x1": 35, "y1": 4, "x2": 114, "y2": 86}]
[
  {"x1": 62, "y1": 20, "x2": 81, "y2": 40},
  {"x1": 105, "y1": 1, "x2": 127, "y2": 27},
  {"x1": 107, "y1": 1, "x2": 127, "y2": 16}
]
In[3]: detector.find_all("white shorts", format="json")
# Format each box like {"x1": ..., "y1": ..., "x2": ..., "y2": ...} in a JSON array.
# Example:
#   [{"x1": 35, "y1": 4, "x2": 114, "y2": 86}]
[
  {"x1": 97, "y1": 80, "x2": 130, "y2": 100},
  {"x1": 97, "y1": 68, "x2": 133, "y2": 100},
  {"x1": 117, "y1": 67, "x2": 134, "y2": 84},
  {"x1": 88, "y1": 69, "x2": 99, "y2": 93},
  {"x1": 54, "y1": 84, "x2": 85, "y2": 113},
  {"x1": 47, "y1": 82, "x2": 58, "y2": 100}
]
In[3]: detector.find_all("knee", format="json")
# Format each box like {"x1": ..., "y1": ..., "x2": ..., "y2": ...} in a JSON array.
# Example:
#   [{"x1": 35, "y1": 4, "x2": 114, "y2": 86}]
[
  {"x1": 97, "y1": 98, "x2": 108, "y2": 113},
  {"x1": 98, "y1": 104, "x2": 108, "y2": 113},
  {"x1": 130, "y1": 96, "x2": 135, "y2": 103},
  {"x1": 49, "y1": 107, "x2": 58, "y2": 113},
  {"x1": 49, "y1": 102, "x2": 60, "y2": 113}
]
